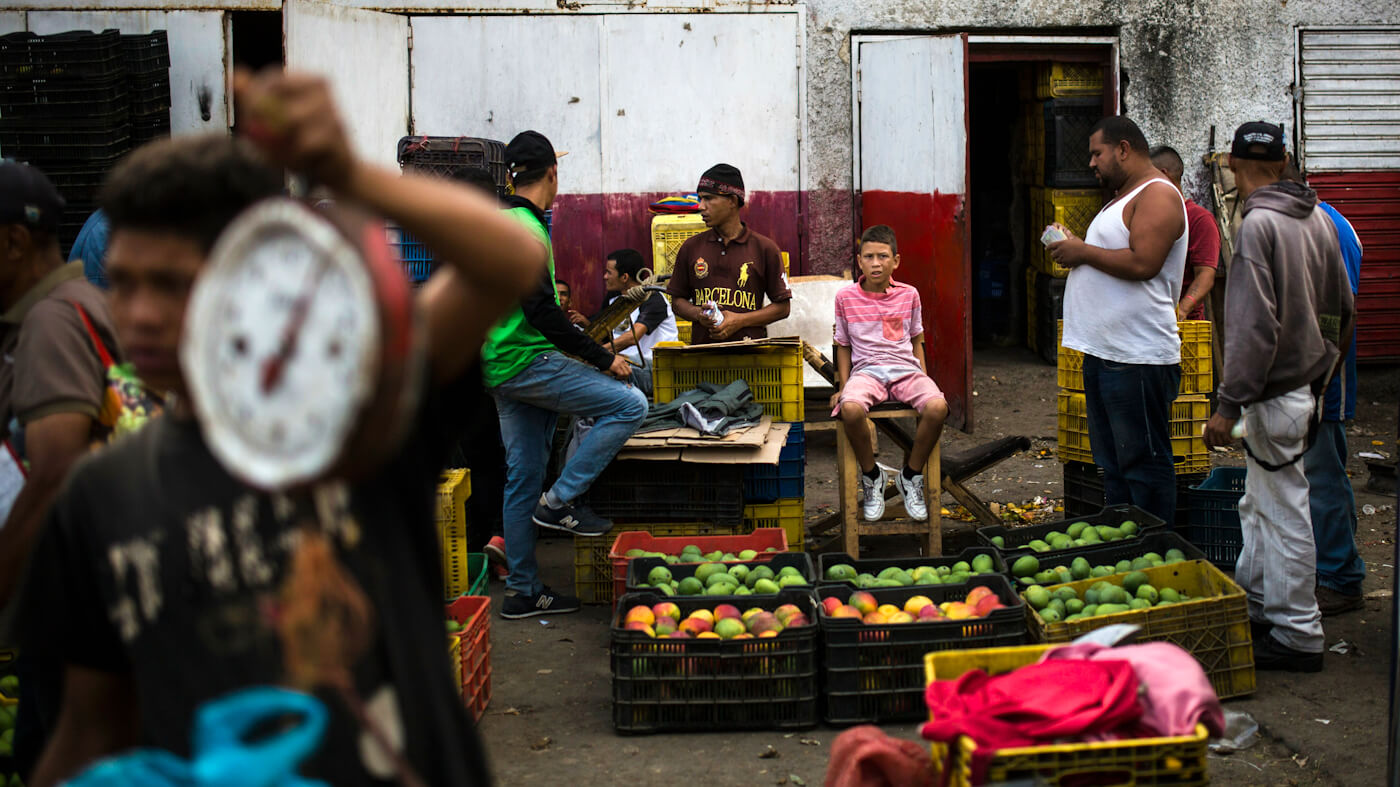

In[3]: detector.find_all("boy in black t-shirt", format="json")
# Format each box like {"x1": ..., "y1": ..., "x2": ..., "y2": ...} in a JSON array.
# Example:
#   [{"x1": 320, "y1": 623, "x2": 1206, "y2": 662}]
[{"x1": 17, "y1": 70, "x2": 544, "y2": 785}]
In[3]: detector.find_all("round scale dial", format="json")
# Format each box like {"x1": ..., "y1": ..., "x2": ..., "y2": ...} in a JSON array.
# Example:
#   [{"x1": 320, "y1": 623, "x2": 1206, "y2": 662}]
[{"x1": 182, "y1": 199, "x2": 381, "y2": 489}]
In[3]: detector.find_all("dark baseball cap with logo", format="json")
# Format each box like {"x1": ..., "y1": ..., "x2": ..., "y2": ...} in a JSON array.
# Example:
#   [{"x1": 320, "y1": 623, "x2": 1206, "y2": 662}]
[
  {"x1": 0, "y1": 159, "x2": 65, "y2": 232},
  {"x1": 1231, "y1": 122, "x2": 1286, "y2": 161},
  {"x1": 505, "y1": 130, "x2": 568, "y2": 176}
]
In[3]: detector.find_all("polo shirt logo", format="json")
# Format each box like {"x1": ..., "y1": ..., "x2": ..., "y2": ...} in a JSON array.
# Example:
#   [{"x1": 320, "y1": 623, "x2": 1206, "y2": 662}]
[
  {"x1": 737, "y1": 262, "x2": 752, "y2": 288},
  {"x1": 694, "y1": 258, "x2": 710, "y2": 279}
]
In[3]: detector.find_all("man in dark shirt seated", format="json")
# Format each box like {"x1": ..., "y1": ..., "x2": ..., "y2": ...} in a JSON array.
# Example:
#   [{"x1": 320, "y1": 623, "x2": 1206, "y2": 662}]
[{"x1": 573, "y1": 248, "x2": 678, "y2": 396}]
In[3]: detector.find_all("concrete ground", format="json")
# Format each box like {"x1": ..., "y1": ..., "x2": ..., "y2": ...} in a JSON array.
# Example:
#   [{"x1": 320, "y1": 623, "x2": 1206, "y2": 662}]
[{"x1": 473, "y1": 348, "x2": 1399, "y2": 787}]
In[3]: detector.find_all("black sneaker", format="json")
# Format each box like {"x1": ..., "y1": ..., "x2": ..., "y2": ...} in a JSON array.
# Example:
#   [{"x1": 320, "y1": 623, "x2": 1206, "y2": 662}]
[
  {"x1": 1249, "y1": 618, "x2": 1273, "y2": 642},
  {"x1": 1316, "y1": 586, "x2": 1364, "y2": 617},
  {"x1": 532, "y1": 498, "x2": 613, "y2": 536},
  {"x1": 500, "y1": 587, "x2": 581, "y2": 619},
  {"x1": 1253, "y1": 634, "x2": 1323, "y2": 673}
]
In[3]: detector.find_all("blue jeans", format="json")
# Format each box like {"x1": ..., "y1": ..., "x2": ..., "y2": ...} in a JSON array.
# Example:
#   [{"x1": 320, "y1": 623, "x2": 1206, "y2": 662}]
[
  {"x1": 491, "y1": 352, "x2": 649, "y2": 596},
  {"x1": 1305, "y1": 420, "x2": 1366, "y2": 595},
  {"x1": 1082, "y1": 355, "x2": 1180, "y2": 525}
]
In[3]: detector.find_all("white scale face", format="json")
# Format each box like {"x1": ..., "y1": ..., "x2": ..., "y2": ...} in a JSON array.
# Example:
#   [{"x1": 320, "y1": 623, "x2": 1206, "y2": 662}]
[{"x1": 183, "y1": 199, "x2": 381, "y2": 489}]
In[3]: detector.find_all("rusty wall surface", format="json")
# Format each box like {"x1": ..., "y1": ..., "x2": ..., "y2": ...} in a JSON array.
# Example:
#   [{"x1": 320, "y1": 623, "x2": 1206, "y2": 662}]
[{"x1": 798, "y1": 0, "x2": 1398, "y2": 275}]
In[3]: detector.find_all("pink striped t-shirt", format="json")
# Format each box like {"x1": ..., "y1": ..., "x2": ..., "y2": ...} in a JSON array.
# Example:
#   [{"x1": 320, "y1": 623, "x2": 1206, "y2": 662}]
[{"x1": 833, "y1": 278, "x2": 924, "y2": 373}]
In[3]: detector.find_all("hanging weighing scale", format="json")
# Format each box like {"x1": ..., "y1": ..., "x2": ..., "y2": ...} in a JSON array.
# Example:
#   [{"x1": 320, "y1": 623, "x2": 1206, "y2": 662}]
[{"x1": 181, "y1": 197, "x2": 424, "y2": 490}]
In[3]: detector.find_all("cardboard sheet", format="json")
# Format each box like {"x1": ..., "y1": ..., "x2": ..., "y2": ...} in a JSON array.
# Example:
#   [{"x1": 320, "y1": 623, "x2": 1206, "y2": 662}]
[{"x1": 615, "y1": 422, "x2": 790, "y2": 465}]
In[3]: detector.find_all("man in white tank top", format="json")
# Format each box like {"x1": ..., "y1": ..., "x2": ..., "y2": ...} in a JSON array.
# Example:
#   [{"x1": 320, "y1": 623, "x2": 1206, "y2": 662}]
[{"x1": 1049, "y1": 116, "x2": 1188, "y2": 525}]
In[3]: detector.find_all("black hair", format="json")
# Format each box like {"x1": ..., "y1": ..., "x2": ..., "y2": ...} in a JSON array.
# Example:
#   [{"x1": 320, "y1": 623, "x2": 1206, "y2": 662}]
[
  {"x1": 1148, "y1": 145, "x2": 1184, "y2": 180},
  {"x1": 555, "y1": 279, "x2": 571, "y2": 294},
  {"x1": 859, "y1": 224, "x2": 899, "y2": 256},
  {"x1": 512, "y1": 166, "x2": 552, "y2": 189},
  {"x1": 608, "y1": 248, "x2": 646, "y2": 282},
  {"x1": 102, "y1": 134, "x2": 284, "y2": 254},
  {"x1": 1091, "y1": 116, "x2": 1150, "y2": 155}
]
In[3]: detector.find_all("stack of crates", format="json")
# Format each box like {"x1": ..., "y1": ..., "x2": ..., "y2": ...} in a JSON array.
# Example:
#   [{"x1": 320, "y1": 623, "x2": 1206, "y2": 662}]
[
  {"x1": 391, "y1": 136, "x2": 509, "y2": 284},
  {"x1": 0, "y1": 29, "x2": 171, "y2": 253},
  {"x1": 649, "y1": 213, "x2": 707, "y2": 343},
  {"x1": 437, "y1": 469, "x2": 487, "y2": 600},
  {"x1": 1057, "y1": 321, "x2": 1215, "y2": 526},
  {"x1": 1020, "y1": 63, "x2": 1105, "y2": 359}
]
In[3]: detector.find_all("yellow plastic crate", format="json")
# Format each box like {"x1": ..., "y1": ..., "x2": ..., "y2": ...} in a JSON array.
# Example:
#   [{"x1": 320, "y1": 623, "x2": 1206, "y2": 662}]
[
  {"x1": 437, "y1": 469, "x2": 473, "y2": 600},
  {"x1": 653, "y1": 342, "x2": 804, "y2": 421},
  {"x1": 743, "y1": 498, "x2": 805, "y2": 548},
  {"x1": 1178, "y1": 320, "x2": 1213, "y2": 395},
  {"x1": 924, "y1": 646, "x2": 1210, "y2": 787},
  {"x1": 1057, "y1": 392, "x2": 1211, "y2": 475},
  {"x1": 1030, "y1": 187, "x2": 1102, "y2": 278},
  {"x1": 1057, "y1": 320, "x2": 1214, "y2": 396},
  {"x1": 1036, "y1": 62, "x2": 1106, "y2": 99},
  {"x1": 1024, "y1": 559, "x2": 1255, "y2": 700},
  {"x1": 675, "y1": 319, "x2": 692, "y2": 344},
  {"x1": 650, "y1": 213, "x2": 708, "y2": 279},
  {"x1": 574, "y1": 521, "x2": 745, "y2": 604}
]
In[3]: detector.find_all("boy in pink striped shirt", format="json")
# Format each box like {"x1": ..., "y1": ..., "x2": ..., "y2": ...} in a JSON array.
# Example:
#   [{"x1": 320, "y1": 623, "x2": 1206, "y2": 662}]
[{"x1": 829, "y1": 225, "x2": 948, "y2": 521}]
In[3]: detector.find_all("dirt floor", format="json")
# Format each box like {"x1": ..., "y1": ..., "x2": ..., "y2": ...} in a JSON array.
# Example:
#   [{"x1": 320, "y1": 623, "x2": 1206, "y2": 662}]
[{"x1": 474, "y1": 347, "x2": 1399, "y2": 787}]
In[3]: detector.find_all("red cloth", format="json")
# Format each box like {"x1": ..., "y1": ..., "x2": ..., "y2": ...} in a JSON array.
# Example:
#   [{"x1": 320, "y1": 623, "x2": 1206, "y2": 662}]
[
  {"x1": 824, "y1": 726, "x2": 937, "y2": 787},
  {"x1": 921, "y1": 660, "x2": 1143, "y2": 786},
  {"x1": 1181, "y1": 198, "x2": 1221, "y2": 319}
]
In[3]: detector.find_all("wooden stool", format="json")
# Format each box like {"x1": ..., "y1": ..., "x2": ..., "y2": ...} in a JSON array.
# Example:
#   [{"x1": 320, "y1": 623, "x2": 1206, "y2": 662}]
[{"x1": 837, "y1": 407, "x2": 942, "y2": 556}]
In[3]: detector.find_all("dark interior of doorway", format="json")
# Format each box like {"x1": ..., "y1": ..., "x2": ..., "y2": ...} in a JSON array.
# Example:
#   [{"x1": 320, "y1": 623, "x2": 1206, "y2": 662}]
[
  {"x1": 968, "y1": 64, "x2": 1022, "y2": 349},
  {"x1": 230, "y1": 11, "x2": 283, "y2": 72}
]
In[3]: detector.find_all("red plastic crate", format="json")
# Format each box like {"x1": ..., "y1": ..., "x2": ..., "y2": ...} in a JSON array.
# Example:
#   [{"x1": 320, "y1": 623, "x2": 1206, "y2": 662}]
[
  {"x1": 608, "y1": 528, "x2": 790, "y2": 606},
  {"x1": 446, "y1": 596, "x2": 492, "y2": 722}
]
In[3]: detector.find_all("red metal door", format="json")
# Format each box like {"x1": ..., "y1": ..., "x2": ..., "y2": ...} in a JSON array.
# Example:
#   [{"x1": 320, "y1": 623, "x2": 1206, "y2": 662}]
[
  {"x1": 1310, "y1": 171, "x2": 1400, "y2": 362},
  {"x1": 855, "y1": 34, "x2": 973, "y2": 431}
]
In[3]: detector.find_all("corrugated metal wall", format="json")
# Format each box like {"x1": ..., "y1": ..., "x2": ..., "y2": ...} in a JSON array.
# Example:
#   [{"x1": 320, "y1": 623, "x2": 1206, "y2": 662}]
[{"x1": 1301, "y1": 28, "x2": 1400, "y2": 362}]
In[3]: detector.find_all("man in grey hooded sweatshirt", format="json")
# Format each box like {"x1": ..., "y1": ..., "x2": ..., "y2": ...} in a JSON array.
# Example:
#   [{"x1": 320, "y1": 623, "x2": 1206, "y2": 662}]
[{"x1": 1203, "y1": 122, "x2": 1355, "y2": 673}]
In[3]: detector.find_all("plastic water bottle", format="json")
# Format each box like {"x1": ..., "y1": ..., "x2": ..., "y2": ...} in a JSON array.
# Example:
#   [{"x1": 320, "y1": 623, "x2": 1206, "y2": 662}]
[{"x1": 704, "y1": 300, "x2": 725, "y2": 326}]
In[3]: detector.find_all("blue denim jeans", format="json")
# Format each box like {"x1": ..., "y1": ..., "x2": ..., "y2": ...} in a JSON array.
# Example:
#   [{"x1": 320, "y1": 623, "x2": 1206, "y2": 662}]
[
  {"x1": 1082, "y1": 355, "x2": 1180, "y2": 525},
  {"x1": 491, "y1": 352, "x2": 649, "y2": 595},
  {"x1": 1305, "y1": 420, "x2": 1366, "y2": 595}
]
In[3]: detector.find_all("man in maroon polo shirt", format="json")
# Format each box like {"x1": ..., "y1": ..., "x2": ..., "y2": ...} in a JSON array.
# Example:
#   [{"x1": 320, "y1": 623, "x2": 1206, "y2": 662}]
[
  {"x1": 1150, "y1": 145, "x2": 1220, "y2": 320},
  {"x1": 666, "y1": 164, "x2": 791, "y2": 344}
]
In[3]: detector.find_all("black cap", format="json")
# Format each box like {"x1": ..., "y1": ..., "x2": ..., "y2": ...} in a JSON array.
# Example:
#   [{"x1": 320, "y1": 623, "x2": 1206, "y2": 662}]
[
  {"x1": 1231, "y1": 122, "x2": 1286, "y2": 162},
  {"x1": 505, "y1": 130, "x2": 565, "y2": 176},
  {"x1": 0, "y1": 160, "x2": 65, "y2": 233},
  {"x1": 697, "y1": 163, "x2": 745, "y2": 207}
]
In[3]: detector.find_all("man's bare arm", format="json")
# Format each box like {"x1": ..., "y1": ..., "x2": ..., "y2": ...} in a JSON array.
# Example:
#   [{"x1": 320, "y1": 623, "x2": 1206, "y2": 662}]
[
  {"x1": 607, "y1": 323, "x2": 650, "y2": 354},
  {"x1": 1178, "y1": 266, "x2": 1216, "y2": 319},
  {"x1": 1049, "y1": 184, "x2": 1184, "y2": 281},
  {"x1": 0, "y1": 413, "x2": 92, "y2": 606}
]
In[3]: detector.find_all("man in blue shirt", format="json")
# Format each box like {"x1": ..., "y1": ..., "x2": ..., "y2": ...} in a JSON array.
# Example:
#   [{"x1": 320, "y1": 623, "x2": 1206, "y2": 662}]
[{"x1": 1307, "y1": 196, "x2": 1365, "y2": 615}]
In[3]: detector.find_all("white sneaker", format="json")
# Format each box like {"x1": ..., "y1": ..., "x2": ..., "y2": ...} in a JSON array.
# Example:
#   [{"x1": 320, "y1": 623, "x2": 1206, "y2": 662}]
[
  {"x1": 895, "y1": 470, "x2": 928, "y2": 521},
  {"x1": 860, "y1": 466, "x2": 887, "y2": 521}
]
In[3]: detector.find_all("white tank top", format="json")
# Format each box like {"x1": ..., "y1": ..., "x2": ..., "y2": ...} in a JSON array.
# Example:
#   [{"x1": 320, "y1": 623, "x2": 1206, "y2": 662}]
[{"x1": 1061, "y1": 177, "x2": 1188, "y2": 365}]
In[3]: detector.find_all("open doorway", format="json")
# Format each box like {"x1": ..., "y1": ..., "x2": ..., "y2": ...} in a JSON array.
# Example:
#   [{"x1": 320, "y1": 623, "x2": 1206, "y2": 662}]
[{"x1": 965, "y1": 43, "x2": 1115, "y2": 363}]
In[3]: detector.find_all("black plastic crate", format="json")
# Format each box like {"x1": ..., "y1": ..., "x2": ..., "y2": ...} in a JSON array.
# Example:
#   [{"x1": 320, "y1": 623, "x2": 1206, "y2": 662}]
[
  {"x1": 1063, "y1": 461, "x2": 1204, "y2": 529},
  {"x1": 121, "y1": 31, "x2": 170, "y2": 73},
  {"x1": 131, "y1": 110, "x2": 170, "y2": 145},
  {"x1": 0, "y1": 121, "x2": 131, "y2": 165},
  {"x1": 977, "y1": 504, "x2": 1168, "y2": 564},
  {"x1": 816, "y1": 546, "x2": 1007, "y2": 586},
  {"x1": 1043, "y1": 97, "x2": 1101, "y2": 188},
  {"x1": 611, "y1": 589, "x2": 819, "y2": 733},
  {"x1": 587, "y1": 460, "x2": 744, "y2": 526},
  {"x1": 45, "y1": 165, "x2": 110, "y2": 204},
  {"x1": 625, "y1": 552, "x2": 814, "y2": 596},
  {"x1": 397, "y1": 135, "x2": 509, "y2": 195},
  {"x1": 1031, "y1": 270, "x2": 1065, "y2": 364},
  {"x1": 816, "y1": 577, "x2": 1028, "y2": 725},
  {"x1": 128, "y1": 75, "x2": 171, "y2": 115},
  {"x1": 1184, "y1": 468, "x2": 1246, "y2": 569},
  {"x1": 0, "y1": 30, "x2": 123, "y2": 79},
  {"x1": 1013, "y1": 531, "x2": 1208, "y2": 577},
  {"x1": 0, "y1": 73, "x2": 129, "y2": 119},
  {"x1": 742, "y1": 422, "x2": 804, "y2": 503}
]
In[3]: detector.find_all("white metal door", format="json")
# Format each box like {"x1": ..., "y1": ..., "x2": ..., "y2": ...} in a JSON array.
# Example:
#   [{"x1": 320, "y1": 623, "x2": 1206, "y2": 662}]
[
  {"x1": 28, "y1": 10, "x2": 229, "y2": 135},
  {"x1": 1299, "y1": 28, "x2": 1400, "y2": 172},
  {"x1": 854, "y1": 34, "x2": 972, "y2": 430},
  {"x1": 284, "y1": 0, "x2": 408, "y2": 170}
]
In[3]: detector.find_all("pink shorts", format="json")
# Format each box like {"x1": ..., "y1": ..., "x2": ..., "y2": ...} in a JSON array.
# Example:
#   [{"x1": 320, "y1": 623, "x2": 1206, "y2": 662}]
[{"x1": 832, "y1": 370, "x2": 945, "y2": 417}]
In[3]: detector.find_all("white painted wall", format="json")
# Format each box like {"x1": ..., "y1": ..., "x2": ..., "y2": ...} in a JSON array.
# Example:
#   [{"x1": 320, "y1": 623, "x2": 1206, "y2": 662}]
[
  {"x1": 285, "y1": 0, "x2": 407, "y2": 169},
  {"x1": 27, "y1": 9, "x2": 229, "y2": 135},
  {"x1": 409, "y1": 12, "x2": 801, "y2": 194}
]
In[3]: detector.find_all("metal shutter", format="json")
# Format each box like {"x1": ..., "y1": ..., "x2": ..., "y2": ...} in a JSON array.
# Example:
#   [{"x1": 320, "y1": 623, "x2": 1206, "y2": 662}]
[{"x1": 1299, "y1": 28, "x2": 1400, "y2": 172}]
